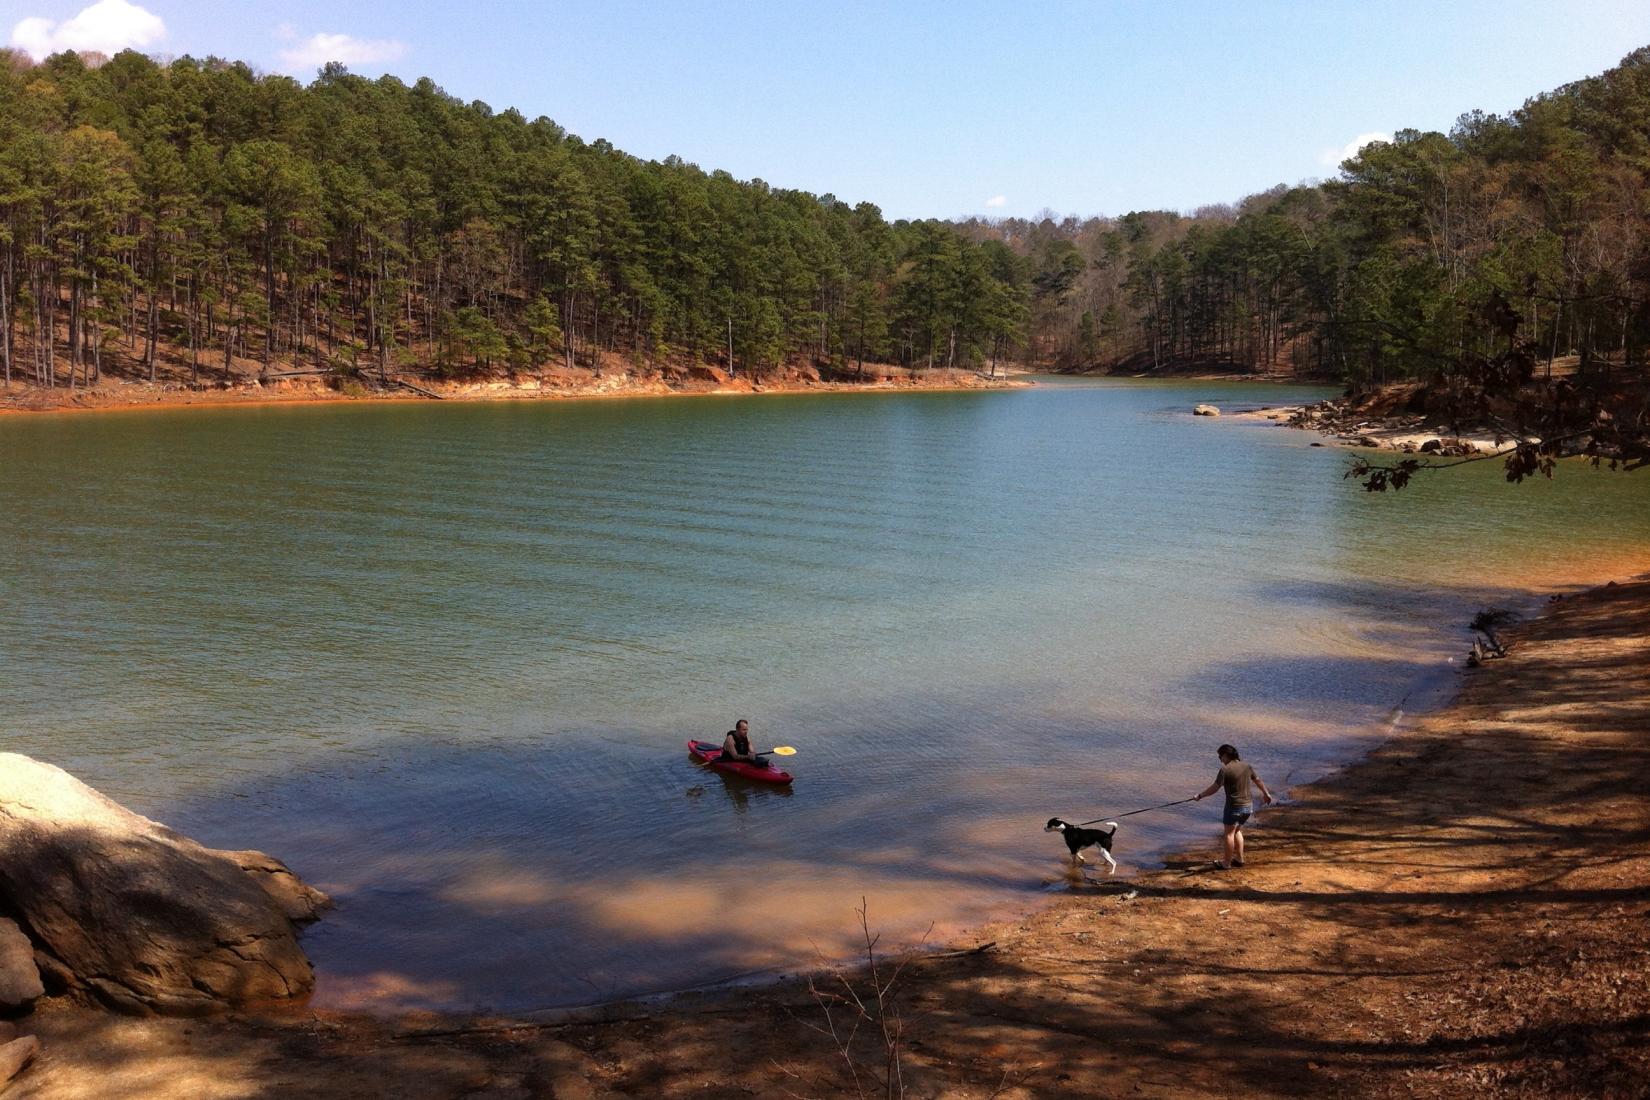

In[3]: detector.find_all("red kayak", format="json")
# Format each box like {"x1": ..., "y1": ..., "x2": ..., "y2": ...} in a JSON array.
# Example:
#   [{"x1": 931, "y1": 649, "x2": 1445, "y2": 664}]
[{"x1": 688, "y1": 740, "x2": 794, "y2": 785}]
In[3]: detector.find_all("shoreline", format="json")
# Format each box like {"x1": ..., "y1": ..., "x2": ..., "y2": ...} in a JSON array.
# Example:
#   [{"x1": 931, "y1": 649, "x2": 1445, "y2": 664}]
[
  {"x1": 15, "y1": 567, "x2": 1648, "y2": 1098},
  {"x1": 0, "y1": 369, "x2": 1030, "y2": 419},
  {"x1": 1227, "y1": 400, "x2": 1516, "y2": 457}
]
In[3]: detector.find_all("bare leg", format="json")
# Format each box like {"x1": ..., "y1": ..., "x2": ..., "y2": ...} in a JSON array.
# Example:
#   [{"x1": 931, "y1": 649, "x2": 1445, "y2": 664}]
[
  {"x1": 1222, "y1": 824, "x2": 1238, "y2": 868},
  {"x1": 1234, "y1": 825, "x2": 1246, "y2": 866}
]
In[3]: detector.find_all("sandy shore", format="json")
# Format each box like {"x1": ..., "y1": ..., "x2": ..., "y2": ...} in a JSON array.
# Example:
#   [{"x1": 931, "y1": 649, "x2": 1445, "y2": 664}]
[
  {"x1": 0, "y1": 368, "x2": 1027, "y2": 418},
  {"x1": 12, "y1": 572, "x2": 1650, "y2": 1098}
]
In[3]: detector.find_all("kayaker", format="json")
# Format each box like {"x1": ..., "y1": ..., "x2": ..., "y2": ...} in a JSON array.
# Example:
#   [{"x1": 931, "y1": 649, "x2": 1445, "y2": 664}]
[{"x1": 721, "y1": 719, "x2": 769, "y2": 768}]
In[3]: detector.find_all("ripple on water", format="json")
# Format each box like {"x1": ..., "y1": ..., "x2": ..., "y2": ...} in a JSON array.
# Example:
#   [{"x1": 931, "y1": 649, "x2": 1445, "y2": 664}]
[{"x1": 1, "y1": 379, "x2": 1646, "y2": 1011}]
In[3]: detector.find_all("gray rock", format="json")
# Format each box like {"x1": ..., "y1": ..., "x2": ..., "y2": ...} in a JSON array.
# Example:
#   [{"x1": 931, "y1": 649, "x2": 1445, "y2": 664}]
[
  {"x1": 0, "y1": 753, "x2": 320, "y2": 1015},
  {"x1": 0, "y1": 919, "x2": 43, "y2": 1007},
  {"x1": 0, "y1": 1036, "x2": 38, "y2": 1084},
  {"x1": 1192, "y1": 403, "x2": 1220, "y2": 417}
]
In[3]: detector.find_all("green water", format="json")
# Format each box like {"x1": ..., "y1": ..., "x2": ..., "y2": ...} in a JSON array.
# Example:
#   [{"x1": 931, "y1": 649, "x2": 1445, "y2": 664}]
[{"x1": 2, "y1": 379, "x2": 1646, "y2": 1011}]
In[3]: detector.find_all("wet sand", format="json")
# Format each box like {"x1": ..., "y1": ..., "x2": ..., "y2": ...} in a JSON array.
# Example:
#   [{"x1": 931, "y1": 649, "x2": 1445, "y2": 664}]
[{"x1": 12, "y1": 570, "x2": 1649, "y2": 1098}]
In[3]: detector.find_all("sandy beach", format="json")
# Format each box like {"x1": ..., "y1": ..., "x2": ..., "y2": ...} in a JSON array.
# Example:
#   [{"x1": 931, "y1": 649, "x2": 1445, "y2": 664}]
[{"x1": 9, "y1": 570, "x2": 1646, "y2": 1098}]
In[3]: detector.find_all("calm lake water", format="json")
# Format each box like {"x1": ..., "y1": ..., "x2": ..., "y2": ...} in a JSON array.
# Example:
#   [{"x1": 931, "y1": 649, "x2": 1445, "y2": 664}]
[{"x1": 3, "y1": 378, "x2": 1647, "y2": 1012}]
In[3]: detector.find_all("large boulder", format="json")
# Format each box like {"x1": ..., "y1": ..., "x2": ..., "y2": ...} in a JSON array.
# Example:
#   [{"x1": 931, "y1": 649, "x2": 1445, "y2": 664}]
[
  {"x1": 0, "y1": 753, "x2": 327, "y2": 1015},
  {"x1": 1193, "y1": 403, "x2": 1220, "y2": 417}
]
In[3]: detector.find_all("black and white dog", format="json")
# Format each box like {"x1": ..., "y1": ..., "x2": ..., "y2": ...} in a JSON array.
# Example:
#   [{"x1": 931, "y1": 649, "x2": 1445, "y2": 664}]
[{"x1": 1044, "y1": 818, "x2": 1119, "y2": 874}]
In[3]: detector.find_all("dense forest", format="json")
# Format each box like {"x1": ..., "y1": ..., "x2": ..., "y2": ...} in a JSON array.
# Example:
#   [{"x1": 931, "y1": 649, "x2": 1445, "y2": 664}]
[
  {"x1": 0, "y1": 45, "x2": 1647, "y2": 391},
  {"x1": 0, "y1": 49, "x2": 1029, "y2": 389},
  {"x1": 966, "y1": 45, "x2": 1650, "y2": 383}
]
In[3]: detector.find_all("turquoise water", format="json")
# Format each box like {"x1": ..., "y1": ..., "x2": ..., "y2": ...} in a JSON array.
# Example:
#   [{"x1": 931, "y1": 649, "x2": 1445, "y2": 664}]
[{"x1": 2, "y1": 378, "x2": 1646, "y2": 1011}]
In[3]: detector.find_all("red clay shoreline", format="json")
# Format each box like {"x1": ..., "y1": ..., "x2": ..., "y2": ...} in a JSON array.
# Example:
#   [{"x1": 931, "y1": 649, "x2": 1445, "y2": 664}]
[{"x1": 0, "y1": 369, "x2": 1030, "y2": 419}]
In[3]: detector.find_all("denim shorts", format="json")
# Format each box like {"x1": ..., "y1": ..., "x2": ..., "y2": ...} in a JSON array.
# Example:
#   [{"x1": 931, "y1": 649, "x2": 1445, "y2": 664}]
[{"x1": 1223, "y1": 803, "x2": 1253, "y2": 827}]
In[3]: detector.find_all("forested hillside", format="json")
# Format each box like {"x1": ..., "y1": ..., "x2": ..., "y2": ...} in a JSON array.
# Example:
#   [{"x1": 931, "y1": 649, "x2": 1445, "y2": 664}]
[
  {"x1": 968, "y1": 46, "x2": 1650, "y2": 383},
  {"x1": 0, "y1": 46, "x2": 1647, "y2": 391},
  {"x1": 0, "y1": 50, "x2": 1027, "y2": 390}
]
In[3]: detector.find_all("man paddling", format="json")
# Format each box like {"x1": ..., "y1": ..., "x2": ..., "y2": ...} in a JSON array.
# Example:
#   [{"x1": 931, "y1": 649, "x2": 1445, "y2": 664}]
[
  {"x1": 720, "y1": 719, "x2": 769, "y2": 769},
  {"x1": 1194, "y1": 743, "x2": 1273, "y2": 869}
]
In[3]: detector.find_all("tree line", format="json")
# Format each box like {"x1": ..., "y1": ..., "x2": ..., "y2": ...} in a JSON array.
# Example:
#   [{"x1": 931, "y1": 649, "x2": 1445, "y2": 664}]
[
  {"x1": 0, "y1": 49, "x2": 1028, "y2": 389},
  {"x1": 964, "y1": 46, "x2": 1650, "y2": 388},
  {"x1": 2, "y1": 46, "x2": 1647, "y2": 393}
]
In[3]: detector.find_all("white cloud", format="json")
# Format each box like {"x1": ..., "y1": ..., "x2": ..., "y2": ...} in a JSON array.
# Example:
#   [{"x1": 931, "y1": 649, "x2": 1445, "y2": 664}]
[
  {"x1": 9, "y1": 0, "x2": 165, "y2": 60},
  {"x1": 983, "y1": 195, "x2": 1008, "y2": 209},
  {"x1": 278, "y1": 31, "x2": 407, "y2": 73},
  {"x1": 1319, "y1": 131, "x2": 1392, "y2": 168}
]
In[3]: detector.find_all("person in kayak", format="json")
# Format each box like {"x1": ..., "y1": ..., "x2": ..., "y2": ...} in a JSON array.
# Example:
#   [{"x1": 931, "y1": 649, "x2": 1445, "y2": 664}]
[
  {"x1": 720, "y1": 719, "x2": 769, "y2": 768},
  {"x1": 1193, "y1": 743, "x2": 1273, "y2": 869}
]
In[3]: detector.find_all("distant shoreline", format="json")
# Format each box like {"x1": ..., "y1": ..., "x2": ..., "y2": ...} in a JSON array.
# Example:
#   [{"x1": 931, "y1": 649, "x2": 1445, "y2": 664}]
[{"x1": 0, "y1": 368, "x2": 1030, "y2": 418}]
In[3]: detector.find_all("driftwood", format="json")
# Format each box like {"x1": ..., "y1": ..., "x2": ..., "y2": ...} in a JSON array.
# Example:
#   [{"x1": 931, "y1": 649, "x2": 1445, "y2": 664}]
[
  {"x1": 1466, "y1": 608, "x2": 1515, "y2": 666},
  {"x1": 388, "y1": 1002, "x2": 761, "y2": 1041},
  {"x1": 256, "y1": 369, "x2": 445, "y2": 399},
  {"x1": 385, "y1": 375, "x2": 445, "y2": 399},
  {"x1": 918, "y1": 942, "x2": 996, "y2": 962},
  {"x1": 1467, "y1": 638, "x2": 1509, "y2": 667},
  {"x1": 391, "y1": 1015, "x2": 657, "y2": 1041}
]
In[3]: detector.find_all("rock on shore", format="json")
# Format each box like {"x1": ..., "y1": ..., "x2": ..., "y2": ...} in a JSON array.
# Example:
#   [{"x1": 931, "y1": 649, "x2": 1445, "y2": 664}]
[
  {"x1": 0, "y1": 1035, "x2": 38, "y2": 1088},
  {"x1": 0, "y1": 918, "x2": 43, "y2": 1008},
  {"x1": 0, "y1": 753, "x2": 328, "y2": 1015},
  {"x1": 1280, "y1": 389, "x2": 1513, "y2": 455}
]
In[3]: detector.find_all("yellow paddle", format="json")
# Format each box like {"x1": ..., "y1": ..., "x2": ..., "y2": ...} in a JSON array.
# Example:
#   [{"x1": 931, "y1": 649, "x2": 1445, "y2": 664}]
[{"x1": 693, "y1": 744, "x2": 796, "y2": 762}]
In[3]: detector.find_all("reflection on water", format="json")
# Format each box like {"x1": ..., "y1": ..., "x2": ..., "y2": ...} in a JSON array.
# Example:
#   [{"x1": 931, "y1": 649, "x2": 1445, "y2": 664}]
[
  {"x1": 1, "y1": 379, "x2": 1646, "y2": 1011},
  {"x1": 698, "y1": 767, "x2": 796, "y2": 813}
]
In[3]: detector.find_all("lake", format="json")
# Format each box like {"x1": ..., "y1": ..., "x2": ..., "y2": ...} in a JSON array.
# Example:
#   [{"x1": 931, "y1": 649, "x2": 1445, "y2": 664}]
[{"x1": 3, "y1": 378, "x2": 1646, "y2": 1012}]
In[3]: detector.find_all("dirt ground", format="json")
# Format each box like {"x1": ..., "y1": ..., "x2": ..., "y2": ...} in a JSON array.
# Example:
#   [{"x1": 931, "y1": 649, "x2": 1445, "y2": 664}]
[
  {"x1": 9, "y1": 574, "x2": 1650, "y2": 1099},
  {"x1": 0, "y1": 364, "x2": 1023, "y2": 417}
]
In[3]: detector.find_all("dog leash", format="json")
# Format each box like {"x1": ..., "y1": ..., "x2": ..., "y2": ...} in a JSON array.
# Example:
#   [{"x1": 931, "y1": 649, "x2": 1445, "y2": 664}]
[{"x1": 1075, "y1": 797, "x2": 1198, "y2": 827}]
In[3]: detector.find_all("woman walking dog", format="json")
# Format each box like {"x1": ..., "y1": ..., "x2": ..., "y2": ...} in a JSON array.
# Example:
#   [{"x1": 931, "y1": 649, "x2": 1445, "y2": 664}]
[{"x1": 1194, "y1": 743, "x2": 1273, "y2": 869}]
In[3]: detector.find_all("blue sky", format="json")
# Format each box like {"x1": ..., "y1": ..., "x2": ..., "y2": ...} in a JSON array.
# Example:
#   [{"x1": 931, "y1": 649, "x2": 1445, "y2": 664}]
[{"x1": 9, "y1": 0, "x2": 1649, "y2": 219}]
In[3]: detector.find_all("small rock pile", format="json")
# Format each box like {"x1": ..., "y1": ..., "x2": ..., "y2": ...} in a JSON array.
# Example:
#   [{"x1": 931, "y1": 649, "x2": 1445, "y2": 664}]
[{"x1": 1417, "y1": 437, "x2": 1482, "y2": 457}]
